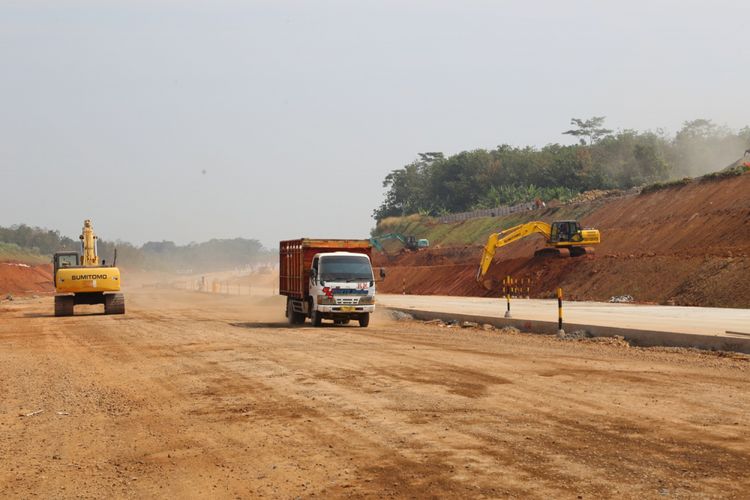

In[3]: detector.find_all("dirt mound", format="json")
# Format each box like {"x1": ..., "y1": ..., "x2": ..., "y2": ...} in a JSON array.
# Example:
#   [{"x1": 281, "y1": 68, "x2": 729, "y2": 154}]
[
  {"x1": 0, "y1": 262, "x2": 54, "y2": 296},
  {"x1": 379, "y1": 174, "x2": 750, "y2": 307}
]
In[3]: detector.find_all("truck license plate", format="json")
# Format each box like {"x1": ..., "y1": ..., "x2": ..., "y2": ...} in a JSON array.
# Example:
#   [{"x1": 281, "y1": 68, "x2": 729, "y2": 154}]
[{"x1": 340, "y1": 306, "x2": 354, "y2": 312}]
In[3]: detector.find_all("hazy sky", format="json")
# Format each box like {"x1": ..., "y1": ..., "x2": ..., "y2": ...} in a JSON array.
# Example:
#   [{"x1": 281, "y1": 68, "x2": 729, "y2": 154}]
[{"x1": 1, "y1": 1, "x2": 748, "y2": 248}]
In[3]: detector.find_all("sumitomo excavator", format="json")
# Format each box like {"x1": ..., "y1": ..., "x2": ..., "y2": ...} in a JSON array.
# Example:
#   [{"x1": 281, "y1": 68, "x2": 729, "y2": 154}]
[
  {"x1": 476, "y1": 220, "x2": 601, "y2": 283},
  {"x1": 52, "y1": 219, "x2": 125, "y2": 316}
]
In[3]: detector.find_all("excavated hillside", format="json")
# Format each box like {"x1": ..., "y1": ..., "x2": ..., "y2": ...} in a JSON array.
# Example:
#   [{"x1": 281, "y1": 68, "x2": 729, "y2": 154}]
[
  {"x1": 374, "y1": 173, "x2": 750, "y2": 308},
  {"x1": 0, "y1": 262, "x2": 54, "y2": 297}
]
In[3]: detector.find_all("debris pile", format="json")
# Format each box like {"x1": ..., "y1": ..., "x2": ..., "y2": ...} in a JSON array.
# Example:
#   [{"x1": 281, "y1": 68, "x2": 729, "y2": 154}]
[
  {"x1": 557, "y1": 329, "x2": 591, "y2": 340},
  {"x1": 609, "y1": 295, "x2": 634, "y2": 303}
]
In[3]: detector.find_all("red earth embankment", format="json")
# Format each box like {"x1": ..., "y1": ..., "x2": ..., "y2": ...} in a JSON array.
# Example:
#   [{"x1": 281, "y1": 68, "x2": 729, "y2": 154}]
[
  {"x1": 0, "y1": 262, "x2": 54, "y2": 296},
  {"x1": 377, "y1": 174, "x2": 750, "y2": 308}
]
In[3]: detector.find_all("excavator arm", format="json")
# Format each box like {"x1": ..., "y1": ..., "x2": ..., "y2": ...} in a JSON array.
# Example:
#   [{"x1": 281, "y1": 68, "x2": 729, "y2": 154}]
[{"x1": 476, "y1": 221, "x2": 551, "y2": 281}]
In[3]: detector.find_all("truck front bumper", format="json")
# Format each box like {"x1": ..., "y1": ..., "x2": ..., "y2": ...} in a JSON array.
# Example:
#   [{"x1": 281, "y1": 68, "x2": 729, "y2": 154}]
[{"x1": 317, "y1": 304, "x2": 375, "y2": 314}]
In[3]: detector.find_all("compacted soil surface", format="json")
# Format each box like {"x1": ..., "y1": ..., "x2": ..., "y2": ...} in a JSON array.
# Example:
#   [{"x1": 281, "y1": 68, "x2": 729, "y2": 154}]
[{"x1": 1, "y1": 289, "x2": 749, "y2": 498}]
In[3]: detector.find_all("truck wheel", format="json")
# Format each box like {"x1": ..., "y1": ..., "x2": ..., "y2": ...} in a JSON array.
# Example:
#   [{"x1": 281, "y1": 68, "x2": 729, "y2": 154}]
[
  {"x1": 287, "y1": 299, "x2": 305, "y2": 325},
  {"x1": 104, "y1": 293, "x2": 125, "y2": 315},
  {"x1": 358, "y1": 313, "x2": 370, "y2": 328},
  {"x1": 54, "y1": 296, "x2": 74, "y2": 317},
  {"x1": 311, "y1": 309, "x2": 322, "y2": 327},
  {"x1": 290, "y1": 311, "x2": 305, "y2": 324}
]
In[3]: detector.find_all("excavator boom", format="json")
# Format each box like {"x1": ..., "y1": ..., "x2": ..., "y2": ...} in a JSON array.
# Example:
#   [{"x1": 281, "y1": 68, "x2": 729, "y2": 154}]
[{"x1": 476, "y1": 221, "x2": 551, "y2": 281}]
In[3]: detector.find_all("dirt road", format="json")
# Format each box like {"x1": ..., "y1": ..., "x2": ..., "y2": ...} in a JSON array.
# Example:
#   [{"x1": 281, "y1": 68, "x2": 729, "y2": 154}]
[{"x1": 1, "y1": 290, "x2": 749, "y2": 498}]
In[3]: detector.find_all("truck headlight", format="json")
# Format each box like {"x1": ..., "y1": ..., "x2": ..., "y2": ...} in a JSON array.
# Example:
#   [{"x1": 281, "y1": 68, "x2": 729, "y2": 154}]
[
  {"x1": 317, "y1": 295, "x2": 335, "y2": 305},
  {"x1": 359, "y1": 296, "x2": 375, "y2": 305}
]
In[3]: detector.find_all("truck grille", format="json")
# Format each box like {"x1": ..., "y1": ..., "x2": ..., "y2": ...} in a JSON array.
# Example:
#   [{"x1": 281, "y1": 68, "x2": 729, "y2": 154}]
[{"x1": 335, "y1": 297, "x2": 359, "y2": 305}]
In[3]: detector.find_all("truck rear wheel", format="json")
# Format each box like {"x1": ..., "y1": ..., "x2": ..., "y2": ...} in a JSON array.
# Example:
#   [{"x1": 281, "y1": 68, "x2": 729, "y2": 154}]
[
  {"x1": 358, "y1": 313, "x2": 370, "y2": 328},
  {"x1": 54, "y1": 296, "x2": 74, "y2": 317},
  {"x1": 104, "y1": 293, "x2": 125, "y2": 315},
  {"x1": 286, "y1": 299, "x2": 305, "y2": 325}
]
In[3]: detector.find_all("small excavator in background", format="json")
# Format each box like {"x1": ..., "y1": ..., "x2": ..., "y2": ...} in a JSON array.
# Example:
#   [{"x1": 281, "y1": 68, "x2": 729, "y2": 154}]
[
  {"x1": 476, "y1": 220, "x2": 601, "y2": 285},
  {"x1": 52, "y1": 219, "x2": 125, "y2": 316},
  {"x1": 370, "y1": 233, "x2": 429, "y2": 254}
]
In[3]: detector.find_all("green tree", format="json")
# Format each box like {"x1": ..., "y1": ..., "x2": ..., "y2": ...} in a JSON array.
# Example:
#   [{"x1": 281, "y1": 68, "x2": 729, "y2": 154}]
[{"x1": 563, "y1": 116, "x2": 613, "y2": 145}]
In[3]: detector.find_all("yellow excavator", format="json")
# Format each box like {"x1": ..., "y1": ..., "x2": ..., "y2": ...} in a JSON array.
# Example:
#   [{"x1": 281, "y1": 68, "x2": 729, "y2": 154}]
[
  {"x1": 52, "y1": 219, "x2": 124, "y2": 316},
  {"x1": 476, "y1": 220, "x2": 601, "y2": 283}
]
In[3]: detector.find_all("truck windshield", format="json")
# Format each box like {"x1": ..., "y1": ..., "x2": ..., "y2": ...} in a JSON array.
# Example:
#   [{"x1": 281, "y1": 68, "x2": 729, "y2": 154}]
[{"x1": 319, "y1": 255, "x2": 373, "y2": 282}]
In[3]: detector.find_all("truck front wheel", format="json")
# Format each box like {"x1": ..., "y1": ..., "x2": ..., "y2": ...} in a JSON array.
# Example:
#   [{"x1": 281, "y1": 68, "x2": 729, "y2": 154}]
[
  {"x1": 358, "y1": 313, "x2": 370, "y2": 328},
  {"x1": 311, "y1": 309, "x2": 323, "y2": 327}
]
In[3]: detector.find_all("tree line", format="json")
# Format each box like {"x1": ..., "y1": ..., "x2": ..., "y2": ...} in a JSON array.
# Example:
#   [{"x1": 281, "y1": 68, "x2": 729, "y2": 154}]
[
  {"x1": 0, "y1": 224, "x2": 275, "y2": 272},
  {"x1": 374, "y1": 118, "x2": 750, "y2": 220}
]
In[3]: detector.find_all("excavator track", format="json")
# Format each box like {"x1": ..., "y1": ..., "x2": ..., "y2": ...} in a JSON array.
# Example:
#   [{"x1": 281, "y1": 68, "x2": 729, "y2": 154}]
[
  {"x1": 104, "y1": 293, "x2": 126, "y2": 315},
  {"x1": 534, "y1": 247, "x2": 570, "y2": 258},
  {"x1": 54, "y1": 296, "x2": 75, "y2": 317}
]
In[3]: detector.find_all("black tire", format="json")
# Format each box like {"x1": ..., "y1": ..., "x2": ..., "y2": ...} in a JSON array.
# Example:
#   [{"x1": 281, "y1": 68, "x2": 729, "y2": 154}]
[
  {"x1": 286, "y1": 299, "x2": 306, "y2": 325},
  {"x1": 358, "y1": 313, "x2": 370, "y2": 328},
  {"x1": 104, "y1": 293, "x2": 125, "y2": 315},
  {"x1": 290, "y1": 310, "x2": 305, "y2": 325},
  {"x1": 54, "y1": 296, "x2": 74, "y2": 317},
  {"x1": 311, "y1": 309, "x2": 323, "y2": 327}
]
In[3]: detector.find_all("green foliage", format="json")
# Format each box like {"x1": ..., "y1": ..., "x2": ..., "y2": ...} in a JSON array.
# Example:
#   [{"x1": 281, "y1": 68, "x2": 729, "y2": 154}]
[
  {"x1": 374, "y1": 117, "x2": 750, "y2": 221},
  {"x1": 475, "y1": 184, "x2": 578, "y2": 208}
]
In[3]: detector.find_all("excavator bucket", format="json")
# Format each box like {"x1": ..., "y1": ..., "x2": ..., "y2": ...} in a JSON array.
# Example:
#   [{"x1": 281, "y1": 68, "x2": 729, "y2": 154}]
[{"x1": 480, "y1": 279, "x2": 499, "y2": 291}]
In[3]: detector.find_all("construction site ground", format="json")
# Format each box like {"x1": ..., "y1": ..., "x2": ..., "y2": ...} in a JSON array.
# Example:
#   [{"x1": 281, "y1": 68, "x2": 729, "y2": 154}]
[{"x1": 2, "y1": 289, "x2": 749, "y2": 498}]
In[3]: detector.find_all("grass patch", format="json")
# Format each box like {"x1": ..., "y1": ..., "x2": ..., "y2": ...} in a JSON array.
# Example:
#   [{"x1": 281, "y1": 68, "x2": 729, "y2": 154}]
[
  {"x1": 640, "y1": 177, "x2": 693, "y2": 194},
  {"x1": 0, "y1": 242, "x2": 49, "y2": 265},
  {"x1": 698, "y1": 164, "x2": 749, "y2": 182}
]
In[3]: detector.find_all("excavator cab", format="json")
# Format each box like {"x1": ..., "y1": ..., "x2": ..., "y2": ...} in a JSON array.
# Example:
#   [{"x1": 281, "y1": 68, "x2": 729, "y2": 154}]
[
  {"x1": 52, "y1": 252, "x2": 79, "y2": 288},
  {"x1": 549, "y1": 221, "x2": 582, "y2": 243}
]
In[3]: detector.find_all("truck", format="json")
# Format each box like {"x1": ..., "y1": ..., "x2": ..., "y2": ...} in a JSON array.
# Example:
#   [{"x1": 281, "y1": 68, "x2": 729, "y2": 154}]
[{"x1": 279, "y1": 239, "x2": 381, "y2": 327}]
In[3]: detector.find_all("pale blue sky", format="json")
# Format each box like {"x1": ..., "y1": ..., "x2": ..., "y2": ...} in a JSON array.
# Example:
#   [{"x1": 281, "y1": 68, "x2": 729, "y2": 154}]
[{"x1": 1, "y1": 0, "x2": 748, "y2": 247}]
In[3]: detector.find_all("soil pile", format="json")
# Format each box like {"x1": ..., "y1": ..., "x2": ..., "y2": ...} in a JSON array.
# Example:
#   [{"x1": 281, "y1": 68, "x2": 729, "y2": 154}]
[
  {"x1": 378, "y1": 174, "x2": 750, "y2": 307},
  {"x1": 0, "y1": 262, "x2": 54, "y2": 296}
]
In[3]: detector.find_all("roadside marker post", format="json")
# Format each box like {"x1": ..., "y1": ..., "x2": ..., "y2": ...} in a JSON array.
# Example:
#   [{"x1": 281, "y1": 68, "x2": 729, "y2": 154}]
[
  {"x1": 557, "y1": 287, "x2": 564, "y2": 335},
  {"x1": 502, "y1": 276, "x2": 512, "y2": 318}
]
